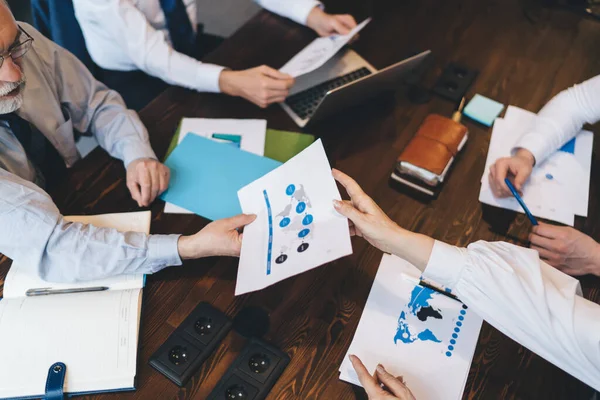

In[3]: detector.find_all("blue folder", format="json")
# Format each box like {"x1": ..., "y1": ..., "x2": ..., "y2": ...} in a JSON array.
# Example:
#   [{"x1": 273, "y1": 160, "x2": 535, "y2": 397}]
[{"x1": 161, "y1": 134, "x2": 282, "y2": 220}]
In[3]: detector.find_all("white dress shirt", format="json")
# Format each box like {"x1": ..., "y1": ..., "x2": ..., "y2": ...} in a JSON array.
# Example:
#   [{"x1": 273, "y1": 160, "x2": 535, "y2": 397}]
[
  {"x1": 0, "y1": 24, "x2": 182, "y2": 283},
  {"x1": 514, "y1": 74, "x2": 600, "y2": 164},
  {"x1": 73, "y1": 0, "x2": 322, "y2": 93},
  {"x1": 422, "y1": 240, "x2": 600, "y2": 391}
]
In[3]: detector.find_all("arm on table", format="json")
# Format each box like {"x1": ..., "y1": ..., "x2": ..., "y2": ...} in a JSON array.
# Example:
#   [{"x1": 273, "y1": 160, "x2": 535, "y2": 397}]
[
  {"x1": 0, "y1": 169, "x2": 181, "y2": 283},
  {"x1": 0, "y1": 169, "x2": 256, "y2": 283},
  {"x1": 332, "y1": 168, "x2": 600, "y2": 391}
]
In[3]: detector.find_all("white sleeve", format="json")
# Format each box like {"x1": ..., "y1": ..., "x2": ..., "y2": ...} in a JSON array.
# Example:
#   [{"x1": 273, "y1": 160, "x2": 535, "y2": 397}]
[
  {"x1": 74, "y1": 0, "x2": 225, "y2": 93},
  {"x1": 514, "y1": 74, "x2": 600, "y2": 164},
  {"x1": 255, "y1": 0, "x2": 323, "y2": 25},
  {"x1": 422, "y1": 240, "x2": 600, "y2": 391}
]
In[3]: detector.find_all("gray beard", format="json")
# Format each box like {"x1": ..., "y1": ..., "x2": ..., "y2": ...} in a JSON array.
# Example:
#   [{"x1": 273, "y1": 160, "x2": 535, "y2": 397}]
[{"x1": 0, "y1": 80, "x2": 26, "y2": 114}]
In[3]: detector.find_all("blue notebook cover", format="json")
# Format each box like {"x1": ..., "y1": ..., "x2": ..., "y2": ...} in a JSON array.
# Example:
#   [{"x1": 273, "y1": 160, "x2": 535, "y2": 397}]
[{"x1": 161, "y1": 134, "x2": 282, "y2": 220}]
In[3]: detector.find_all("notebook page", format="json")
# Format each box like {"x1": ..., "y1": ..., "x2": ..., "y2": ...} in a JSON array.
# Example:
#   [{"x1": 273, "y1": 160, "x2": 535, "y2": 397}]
[
  {"x1": 3, "y1": 211, "x2": 150, "y2": 299},
  {"x1": 0, "y1": 289, "x2": 142, "y2": 398}
]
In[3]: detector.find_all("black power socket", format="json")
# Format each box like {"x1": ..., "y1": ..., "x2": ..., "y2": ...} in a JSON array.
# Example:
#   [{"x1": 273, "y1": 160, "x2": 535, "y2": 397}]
[
  {"x1": 207, "y1": 338, "x2": 290, "y2": 400},
  {"x1": 149, "y1": 302, "x2": 232, "y2": 386},
  {"x1": 432, "y1": 62, "x2": 478, "y2": 103}
]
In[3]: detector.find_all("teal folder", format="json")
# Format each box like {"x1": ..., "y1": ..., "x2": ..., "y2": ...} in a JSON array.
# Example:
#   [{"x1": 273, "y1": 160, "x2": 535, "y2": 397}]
[{"x1": 161, "y1": 134, "x2": 282, "y2": 221}]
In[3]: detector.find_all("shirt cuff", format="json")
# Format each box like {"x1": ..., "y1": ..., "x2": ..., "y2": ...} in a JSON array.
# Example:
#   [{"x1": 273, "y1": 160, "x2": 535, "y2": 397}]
[
  {"x1": 147, "y1": 234, "x2": 183, "y2": 273},
  {"x1": 512, "y1": 132, "x2": 547, "y2": 166},
  {"x1": 422, "y1": 240, "x2": 468, "y2": 289},
  {"x1": 196, "y1": 64, "x2": 227, "y2": 93},
  {"x1": 290, "y1": 1, "x2": 323, "y2": 25},
  {"x1": 121, "y1": 141, "x2": 158, "y2": 168}
]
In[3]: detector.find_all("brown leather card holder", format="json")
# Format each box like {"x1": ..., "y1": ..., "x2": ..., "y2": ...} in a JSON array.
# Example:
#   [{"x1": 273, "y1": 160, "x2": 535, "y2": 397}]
[{"x1": 398, "y1": 114, "x2": 468, "y2": 175}]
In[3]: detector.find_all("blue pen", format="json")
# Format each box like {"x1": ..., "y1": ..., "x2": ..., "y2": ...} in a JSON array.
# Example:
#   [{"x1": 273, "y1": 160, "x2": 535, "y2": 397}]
[{"x1": 504, "y1": 178, "x2": 538, "y2": 225}]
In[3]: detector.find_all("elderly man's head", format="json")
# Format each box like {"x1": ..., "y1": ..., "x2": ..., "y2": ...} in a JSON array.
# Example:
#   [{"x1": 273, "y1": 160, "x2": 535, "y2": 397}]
[{"x1": 0, "y1": 1, "x2": 26, "y2": 114}]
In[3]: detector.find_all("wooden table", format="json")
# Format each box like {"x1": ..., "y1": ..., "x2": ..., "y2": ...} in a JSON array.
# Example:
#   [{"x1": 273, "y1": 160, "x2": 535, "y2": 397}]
[{"x1": 2, "y1": 0, "x2": 599, "y2": 398}]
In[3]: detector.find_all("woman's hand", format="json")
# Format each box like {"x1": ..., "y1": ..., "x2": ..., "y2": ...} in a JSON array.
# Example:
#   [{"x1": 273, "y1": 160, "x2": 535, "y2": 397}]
[
  {"x1": 332, "y1": 169, "x2": 434, "y2": 270},
  {"x1": 332, "y1": 169, "x2": 402, "y2": 254},
  {"x1": 350, "y1": 355, "x2": 416, "y2": 400}
]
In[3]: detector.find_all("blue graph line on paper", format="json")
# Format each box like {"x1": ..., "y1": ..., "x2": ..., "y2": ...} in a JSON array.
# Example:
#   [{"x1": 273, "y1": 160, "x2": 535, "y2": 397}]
[{"x1": 263, "y1": 190, "x2": 273, "y2": 275}]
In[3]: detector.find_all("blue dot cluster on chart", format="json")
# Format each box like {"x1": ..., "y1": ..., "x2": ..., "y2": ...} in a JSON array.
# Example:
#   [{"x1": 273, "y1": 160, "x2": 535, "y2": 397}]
[
  {"x1": 284, "y1": 184, "x2": 314, "y2": 240},
  {"x1": 446, "y1": 304, "x2": 468, "y2": 358}
]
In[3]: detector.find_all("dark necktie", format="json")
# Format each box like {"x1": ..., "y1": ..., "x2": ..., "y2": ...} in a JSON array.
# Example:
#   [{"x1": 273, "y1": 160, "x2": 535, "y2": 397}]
[
  {"x1": 0, "y1": 112, "x2": 66, "y2": 189},
  {"x1": 159, "y1": 0, "x2": 196, "y2": 57}
]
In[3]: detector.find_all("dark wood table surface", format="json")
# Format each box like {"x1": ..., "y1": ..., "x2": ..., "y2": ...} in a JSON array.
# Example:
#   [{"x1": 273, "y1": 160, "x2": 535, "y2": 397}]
[{"x1": 2, "y1": 0, "x2": 600, "y2": 398}]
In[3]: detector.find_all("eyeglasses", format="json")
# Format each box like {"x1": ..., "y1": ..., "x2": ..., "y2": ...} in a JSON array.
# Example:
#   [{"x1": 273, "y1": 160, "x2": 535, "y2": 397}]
[{"x1": 0, "y1": 26, "x2": 34, "y2": 69}]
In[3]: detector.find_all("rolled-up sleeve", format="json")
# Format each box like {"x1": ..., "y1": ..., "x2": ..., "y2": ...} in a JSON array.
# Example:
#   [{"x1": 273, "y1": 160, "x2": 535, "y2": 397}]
[
  {"x1": 0, "y1": 169, "x2": 182, "y2": 283},
  {"x1": 422, "y1": 240, "x2": 600, "y2": 391}
]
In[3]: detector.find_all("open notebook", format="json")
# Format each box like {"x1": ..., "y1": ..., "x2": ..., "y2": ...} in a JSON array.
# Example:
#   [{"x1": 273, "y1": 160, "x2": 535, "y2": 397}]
[{"x1": 0, "y1": 211, "x2": 149, "y2": 399}]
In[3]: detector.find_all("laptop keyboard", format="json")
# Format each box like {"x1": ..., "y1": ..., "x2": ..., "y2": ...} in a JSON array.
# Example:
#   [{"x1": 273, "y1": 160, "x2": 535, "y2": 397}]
[{"x1": 285, "y1": 67, "x2": 372, "y2": 120}]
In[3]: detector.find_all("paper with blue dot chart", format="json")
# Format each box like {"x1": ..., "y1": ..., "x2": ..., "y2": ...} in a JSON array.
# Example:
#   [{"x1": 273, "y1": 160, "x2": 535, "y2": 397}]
[
  {"x1": 339, "y1": 254, "x2": 483, "y2": 400},
  {"x1": 235, "y1": 139, "x2": 353, "y2": 295},
  {"x1": 479, "y1": 106, "x2": 593, "y2": 226}
]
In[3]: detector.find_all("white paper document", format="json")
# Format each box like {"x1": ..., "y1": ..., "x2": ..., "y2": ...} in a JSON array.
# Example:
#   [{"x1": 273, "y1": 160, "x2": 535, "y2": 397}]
[
  {"x1": 339, "y1": 254, "x2": 483, "y2": 400},
  {"x1": 280, "y1": 18, "x2": 371, "y2": 78},
  {"x1": 479, "y1": 106, "x2": 593, "y2": 225},
  {"x1": 3, "y1": 211, "x2": 149, "y2": 298},
  {"x1": 164, "y1": 118, "x2": 267, "y2": 214},
  {"x1": 235, "y1": 139, "x2": 352, "y2": 295}
]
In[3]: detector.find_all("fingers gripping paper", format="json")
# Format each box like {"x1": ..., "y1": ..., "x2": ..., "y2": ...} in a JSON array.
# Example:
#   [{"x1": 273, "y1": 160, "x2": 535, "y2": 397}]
[
  {"x1": 236, "y1": 140, "x2": 352, "y2": 295},
  {"x1": 280, "y1": 19, "x2": 371, "y2": 77}
]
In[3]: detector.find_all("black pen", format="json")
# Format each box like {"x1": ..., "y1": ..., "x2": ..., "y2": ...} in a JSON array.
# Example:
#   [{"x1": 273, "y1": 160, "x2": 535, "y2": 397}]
[
  {"x1": 25, "y1": 286, "x2": 109, "y2": 297},
  {"x1": 401, "y1": 274, "x2": 462, "y2": 303}
]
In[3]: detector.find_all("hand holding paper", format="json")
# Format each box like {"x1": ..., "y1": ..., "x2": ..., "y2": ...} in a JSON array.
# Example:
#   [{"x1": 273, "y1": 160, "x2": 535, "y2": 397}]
[
  {"x1": 177, "y1": 213, "x2": 256, "y2": 259},
  {"x1": 306, "y1": 7, "x2": 358, "y2": 37},
  {"x1": 280, "y1": 18, "x2": 371, "y2": 78}
]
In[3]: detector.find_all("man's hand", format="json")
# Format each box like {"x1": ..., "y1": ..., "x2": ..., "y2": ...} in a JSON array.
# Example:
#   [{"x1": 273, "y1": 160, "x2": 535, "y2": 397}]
[
  {"x1": 488, "y1": 148, "x2": 535, "y2": 198},
  {"x1": 306, "y1": 7, "x2": 357, "y2": 36},
  {"x1": 530, "y1": 222, "x2": 600, "y2": 277},
  {"x1": 219, "y1": 66, "x2": 294, "y2": 108},
  {"x1": 177, "y1": 214, "x2": 257, "y2": 259},
  {"x1": 350, "y1": 355, "x2": 416, "y2": 400},
  {"x1": 126, "y1": 158, "x2": 170, "y2": 207}
]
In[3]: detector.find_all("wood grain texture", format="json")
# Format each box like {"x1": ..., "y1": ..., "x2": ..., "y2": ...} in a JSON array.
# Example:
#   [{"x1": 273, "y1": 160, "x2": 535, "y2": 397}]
[{"x1": 1, "y1": 0, "x2": 599, "y2": 398}]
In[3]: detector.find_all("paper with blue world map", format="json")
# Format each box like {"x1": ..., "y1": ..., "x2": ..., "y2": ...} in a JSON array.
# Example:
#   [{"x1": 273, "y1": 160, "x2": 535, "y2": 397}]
[
  {"x1": 236, "y1": 139, "x2": 353, "y2": 295},
  {"x1": 340, "y1": 254, "x2": 483, "y2": 399}
]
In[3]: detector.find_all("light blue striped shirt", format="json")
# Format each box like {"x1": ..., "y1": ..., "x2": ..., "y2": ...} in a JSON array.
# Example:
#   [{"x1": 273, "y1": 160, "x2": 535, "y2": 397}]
[{"x1": 0, "y1": 124, "x2": 182, "y2": 283}]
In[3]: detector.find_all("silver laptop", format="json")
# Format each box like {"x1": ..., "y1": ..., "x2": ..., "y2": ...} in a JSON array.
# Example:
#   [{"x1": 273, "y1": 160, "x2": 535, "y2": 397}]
[{"x1": 281, "y1": 49, "x2": 431, "y2": 128}]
